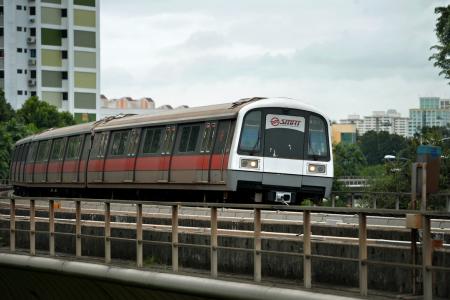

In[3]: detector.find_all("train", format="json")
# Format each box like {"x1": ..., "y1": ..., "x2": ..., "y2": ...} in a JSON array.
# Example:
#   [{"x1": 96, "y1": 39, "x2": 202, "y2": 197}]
[{"x1": 9, "y1": 97, "x2": 333, "y2": 204}]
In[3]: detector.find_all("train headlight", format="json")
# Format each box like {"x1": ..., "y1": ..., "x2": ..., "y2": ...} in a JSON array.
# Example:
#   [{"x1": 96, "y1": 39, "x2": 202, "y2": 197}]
[
  {"x1": 240, "y1": 159, "x2": 260, "y2": 169},
  {"x1": 308, "y1": 164, "x2": 326, "y2": 174}
]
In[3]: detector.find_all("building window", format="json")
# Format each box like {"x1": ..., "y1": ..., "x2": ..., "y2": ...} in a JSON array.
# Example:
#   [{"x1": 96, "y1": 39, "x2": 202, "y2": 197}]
[
  {"x1": 62, "y1": 92, "x2": 68, "y2": 100},
  {"x1": 30, "y1": 7, "x2": 36, "y2": 16},
  {"x1": 18, "y1": 90, "x2": 23, "y2": 95},
  {"x1": 62, "y1": 50, "x2": 68, "y2": 59},
  {"x1": 24, "y1": 49, "x2": 27, "y2": 53},
  {"x1": 17, "y1": 48, "x2": 23, "y2": 53},
  {"x1": 31, "y1": 70, "x2": 36, "y2": 79},
  {"x1": 25, "y1": 91, "x2": 28, "y2": 96},
  {"x1": 0, "y1": 28, "x2": 3, "y2": 36},
  {"x1": 17, "y1": 26, "x2": 22, "y2": 32},
  {"x1": 30, "y1": 49, "x2": 36, "y2": 58},
  {"x1": 62, "y1": 9, "x2": 67, "y2": 17},
  {"x1": 74, "y1": 30, "x2": 96, "y2": 48},
  {"x1": 17, "y1": 69, "x2": 23, "y2": 74},
  {"x1": 74, "y1": 0, "x2": 96, "y2": 7},
  {"x1": 16, "y1": 5, "x2": 22, "y2": 10},
  {"x1": 0, "y1": 71, "x2": 4, "y2": 78},
  {"x1": 30, "y1": 28, "x2": 36, "y2": 37},
  {"x1": 31, "y1": 92, "x2": 36, "y2": 96}
]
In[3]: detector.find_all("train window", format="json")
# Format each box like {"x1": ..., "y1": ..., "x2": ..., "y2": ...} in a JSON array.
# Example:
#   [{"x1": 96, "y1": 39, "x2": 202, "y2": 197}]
[
  {"x1": 238, "y1": 110, "x2": 261, "y2": 155},
  {"x1": 36, "y1": 140, "x2": 51, "y2": 162},
  {"x1": 162, "y1": 126, "x2": 176, "y2": 154},
  {"x1": 201, "y1": 122, "x2": 217, "y2": 153},
  {"x1": 81, "y1": 135, "x2": 91, "y2": 160},
  {"x1": 50, "y1": 138, "x2": 65, "y2": 161},
  {"x1": 213, "y1": 120, "x2": 233, "y2": 154},
  {"x1": 127, "y1": 129, "x2": 140, "y2": 156},
  {"x1": 142, "y1": 128, "x2": 163, "y2": 154},
  {"x1": 109, "y1": 130, "x2": 130, "y2": 156},
  {"x1": 264, "y1": 113, "x2": 305, "y2": 159},
  {"x1": 178, "y1": 124, "x2": 200, "y2": 153},
  {"x1": 92, "y1": 132, "x2": 109, "y2": 158},
  {"x1": 307, "y1": 115, "x2": 329, "y2": 159},
  {"x1": 26, "y1": 142, "x2": 38, "y2": 163},
  {"x1": 66, "y1": 135, "x2": 83, "y2": 160}
]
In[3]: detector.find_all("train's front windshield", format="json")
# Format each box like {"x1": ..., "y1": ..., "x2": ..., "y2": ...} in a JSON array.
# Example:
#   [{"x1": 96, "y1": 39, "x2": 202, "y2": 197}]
[
  {"x1": 238, "y1": 109, "x2": 329, "y2": 160},
  {"x1": 264, "y1": 114, "x2": 305, "y2": 159}
]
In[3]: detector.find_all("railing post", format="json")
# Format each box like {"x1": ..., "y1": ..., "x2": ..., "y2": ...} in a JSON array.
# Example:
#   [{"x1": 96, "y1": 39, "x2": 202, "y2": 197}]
[
  {"x1": 136, "y1": 203, "x2": 143, "y2": 268},
  {"x1": 30, "y1": 199, "x2": 36, "y2": 255},
  {"x1": 447, "y1": 195, "x2": 450, "y2": 213},
  {"x1": 75, "y1": 200, "x2": 81, "y2": 257},
  {"x1": 331, "y1": 196, "x2": 336, "y2": 208},
  {"x1": 396, "y1": 193, "x2": 400, "y2": 210},
  {"x1": 172, "y1": 205, "x2": 179, "y2": 272},
  {"x1": 373, "y1": 197, "x2": 377, "y2": 209},
  {"x1": 303, "y1": 210, "x2": 311, "y2": 289},
  {"x1": 253, "y1": 207, "x2": 261, "y2": 282},
  {"x1": 10, "y1": 198, "x2": 15, "y2": 252},
  {"x1": 359, "y1": 213, "x2": 368, "y2": 297},
  {"x1": 49, "y1": 199, "x2": 55, "y2": 256},
  {"x1": 210, "y1": 207, "x2": 218, "y2": 278},
  {"x1": 421, "y1": 163, "x2": 427, "y2": 211},
  {"x1": 104, "y1": 202, "x2": 111, "y2": 264},
  {"x1": 422, "y1": 214, "x2": 432, "y2": 299},
  {"x1": 351, "y1": 193, "x2": 355, "y2": 208}
]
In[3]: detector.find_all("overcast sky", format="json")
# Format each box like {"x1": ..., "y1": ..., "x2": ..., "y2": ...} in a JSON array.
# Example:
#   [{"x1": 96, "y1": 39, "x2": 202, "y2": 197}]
[{"x1": 100, "y1": 0, "x2": 450, "y2": 120}]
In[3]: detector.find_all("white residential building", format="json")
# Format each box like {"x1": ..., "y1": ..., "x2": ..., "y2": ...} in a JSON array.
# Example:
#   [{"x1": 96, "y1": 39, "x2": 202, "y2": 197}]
[
  {"x1": 340, "y1": 109, "x2": 410, "y2": 137},
  {"x1": 1, "y1": 0, "x2": 100, "y2": 122}
]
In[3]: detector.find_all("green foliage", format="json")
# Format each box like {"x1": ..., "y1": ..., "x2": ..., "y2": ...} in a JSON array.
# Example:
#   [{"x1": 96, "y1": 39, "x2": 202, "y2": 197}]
[
  {"x1": 358, "y1": 131, "x2": 408, "y2": 165},
  {"x1": 429, "y1": 5, "x2": 450, "y2": 84},
  {"x1": 333, "y1": 143, "x2": 367, "y2": 177},
  {"x1": 0, "y1": 91, "x2": 76, "y2": 179},
  {"x1": 17, "y1": 96, "x2": 75, "y2": 129},
  {"x1": 0, "y1": 89, "x2": 14, "y2": 123}
]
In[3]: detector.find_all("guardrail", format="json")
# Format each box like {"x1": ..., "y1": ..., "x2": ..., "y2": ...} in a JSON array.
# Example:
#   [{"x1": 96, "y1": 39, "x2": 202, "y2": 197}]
[
  {"x1": 1, "y1": 196, "x2": 450, "y2": 299},
  {"x1": 330, "y1": 191, "x2": 450, "y2": 212}
]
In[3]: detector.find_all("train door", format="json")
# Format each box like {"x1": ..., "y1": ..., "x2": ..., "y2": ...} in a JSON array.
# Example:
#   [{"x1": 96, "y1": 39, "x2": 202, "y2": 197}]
[
  {"x1": 124, "y1": 128, "x2": 141, "y2": 182},
  {"x1": 62, "y1": 135, "x2": 83, "y2": 183},
  {"x1": 210, "y1": 120, "x2": 234, "y2": 184},
  {"x1": 158, "y1": 125, "x2": 176, "y2": 182},
  {"x1": 25, "y1": 142, "x2": 38, "y2": 183},
  {"x1": 262, "y1": 108, "x2": 306, "y2": 186},
  {"x1": 87, "y1": 132, "x2": 109, "y2": 183},
  {"x1": 19, "y1": 143, "x2": 30, "y2": 183},
  {"x1": 78, "y1": 135, "x2": 91, "y2": 185},
  {"x1": 48, "y1": 138, "x2": 66, "y2": 183},
  {"x1": 198, "y1": 122, "x2": 217, "y2": 182}
]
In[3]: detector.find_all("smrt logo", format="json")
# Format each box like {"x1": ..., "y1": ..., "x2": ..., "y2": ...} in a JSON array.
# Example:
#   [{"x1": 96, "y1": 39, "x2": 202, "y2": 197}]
[
  {"x1": 271, "y1": 117, "x2": 280, "y2": 126},
  {"x1": 270, "y1": 116, "x2": 301, "y2": 127}
]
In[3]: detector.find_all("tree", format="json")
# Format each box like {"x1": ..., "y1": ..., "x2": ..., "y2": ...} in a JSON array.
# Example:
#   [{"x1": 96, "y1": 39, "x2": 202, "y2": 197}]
[
  {"x1": 358, "y1": 131, "x2": 408, "y2": 165},
  {"x1": 333, "y1": 143, "x2": 367, "y2": 177},
  {"x1": 430, "y1": 5, "x2": 450, "y2": 84},
  {"x1": 17, "y1": 96, "x2": 75, "y2": 129},
  {"x1": 0, "y1": 94, "x2": 76, "y2": 179},
  {"x1": 0, "y1": 89, "x2": 14, "y2": 123}
]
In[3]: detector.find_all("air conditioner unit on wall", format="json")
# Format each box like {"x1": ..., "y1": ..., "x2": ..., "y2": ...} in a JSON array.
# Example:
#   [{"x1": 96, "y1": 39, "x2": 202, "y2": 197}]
[
  {"x1": 28, "y1": 58, "x2": 36, "y2": 66},
  {"x1": 28, "y1": 79, "x2": 36, "y2": 86},
  {"x1": 27, "y1": 36, "x2": 36, "y2": 44},
  {"x1": 29, "y1": 17, "x2": 35, "y2": 23}
]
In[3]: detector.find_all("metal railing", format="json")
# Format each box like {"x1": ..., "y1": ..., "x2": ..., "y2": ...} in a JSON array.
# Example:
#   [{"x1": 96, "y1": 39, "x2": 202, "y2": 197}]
[{"x1": 0, "y1": 195, "x2": 449, "y2": 298}]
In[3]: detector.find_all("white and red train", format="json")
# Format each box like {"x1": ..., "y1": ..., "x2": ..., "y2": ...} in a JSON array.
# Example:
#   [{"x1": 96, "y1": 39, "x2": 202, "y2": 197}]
[{"x1": 10, "y1": 97, "x2": 333, "y2": 203}]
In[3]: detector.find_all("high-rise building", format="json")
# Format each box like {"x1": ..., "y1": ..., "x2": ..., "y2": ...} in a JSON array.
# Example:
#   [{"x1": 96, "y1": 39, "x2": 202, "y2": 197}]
[
  {"x1": 0, "y1": 0, "x2": 100, "y2": 122},
  {"x1": 340, "y1": 109, "x2": 410, "y2": 137},
  {"x1": 409, "y1": 97, "x2": 450, "y2": 136}
]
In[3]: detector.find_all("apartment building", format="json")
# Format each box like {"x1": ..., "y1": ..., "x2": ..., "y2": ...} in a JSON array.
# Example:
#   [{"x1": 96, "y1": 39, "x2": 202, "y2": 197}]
[
  {"x1": 409, "y1": 97, "x2": 450, "y2": 136},
  {"x1": 340, "y1": 109, "x2": 410, "y2": 137},
  {"x1": 0, "y1": 0, "x2": 99, "y2": 122}
]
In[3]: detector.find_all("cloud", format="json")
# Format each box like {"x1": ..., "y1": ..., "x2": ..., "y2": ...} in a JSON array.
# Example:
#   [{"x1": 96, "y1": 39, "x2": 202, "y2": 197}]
[{"x1": 100, "y1": 0, "x2": 450, "y2": 120}]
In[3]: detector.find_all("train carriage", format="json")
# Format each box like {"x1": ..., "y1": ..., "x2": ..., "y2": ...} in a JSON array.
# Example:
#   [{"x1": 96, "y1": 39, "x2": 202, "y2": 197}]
[{"x1": 10, "y1": 97, "x2": 333, "y2": 203}]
